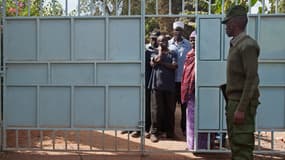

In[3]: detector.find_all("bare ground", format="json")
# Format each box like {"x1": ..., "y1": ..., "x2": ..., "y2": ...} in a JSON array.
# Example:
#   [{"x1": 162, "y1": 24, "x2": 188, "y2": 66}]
[{"x1": 1, "y1": 106, "x2": 285, "y2": 160}]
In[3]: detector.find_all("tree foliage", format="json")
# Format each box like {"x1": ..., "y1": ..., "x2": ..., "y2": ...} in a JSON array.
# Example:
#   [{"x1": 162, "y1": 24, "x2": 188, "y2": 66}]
[{"x1": 0, "y1": 0, "x2": 63, "y2": 16}]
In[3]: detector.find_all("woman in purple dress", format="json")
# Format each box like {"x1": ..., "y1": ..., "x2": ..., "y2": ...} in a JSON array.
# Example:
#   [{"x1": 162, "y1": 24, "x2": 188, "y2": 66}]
[{"x1": 181, "y1": 31, "x2": 208, "y2": 150}]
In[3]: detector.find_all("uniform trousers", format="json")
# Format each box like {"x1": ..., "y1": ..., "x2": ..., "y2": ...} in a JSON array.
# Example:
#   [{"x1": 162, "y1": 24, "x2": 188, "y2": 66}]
[{"x1": 226, "y1": 100, "x2": 259, "y2": 160}]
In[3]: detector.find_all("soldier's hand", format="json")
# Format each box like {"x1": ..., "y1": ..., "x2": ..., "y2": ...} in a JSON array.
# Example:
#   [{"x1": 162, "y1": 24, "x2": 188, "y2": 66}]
[{"x1": 234, "y1": 110, "x2": 245, "y2": 125}]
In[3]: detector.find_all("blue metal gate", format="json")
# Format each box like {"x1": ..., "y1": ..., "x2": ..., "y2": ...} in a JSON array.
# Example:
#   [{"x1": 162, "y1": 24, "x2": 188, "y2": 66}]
[{"x1": 1, "y1": 0, "x2": 285, "y2": 154}]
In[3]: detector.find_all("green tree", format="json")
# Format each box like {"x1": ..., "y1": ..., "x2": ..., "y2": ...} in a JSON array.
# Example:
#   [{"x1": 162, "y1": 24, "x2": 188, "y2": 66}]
[{"x1": 0, "y1": 0, "x2": 63, "y2": 17}]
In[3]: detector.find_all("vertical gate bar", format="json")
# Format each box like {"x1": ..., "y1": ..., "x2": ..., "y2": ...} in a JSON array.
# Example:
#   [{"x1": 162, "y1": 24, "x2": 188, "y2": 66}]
[
  {"x1": 77, "y1": 130, "x2": 80, "y2": 150},
  {"x1": 105, "y1": 86, "x2": 109, "y2": 129},
  {"x1": 65, "y1": 0, "x2": 68, "y2": 16},
  {"x1": 40, "y1": 130, "x2": 43, "y2": 149},
  {"x1": 262, "y1": 0, "x2": 265, "y2": 14},
  {"x1": 257, "y1": 131, "x2": 261, "y2": 150},
  {"x1": 271, "y1": 130, "x2": 274, "y2": 150},
  {"x1": 89, "y1": 130, "x2": 92, "y2": 151},
  {"x1": 115, "y1": 0, "x2": 118, "y2": 16},
  {"x1": 36, "y1": 18, "x2": 40, "y2": 61},
  {"x1": 64, "y1": 130, "x2": 67, "y2": 151},
  {"x1": 3, "y1": 0, "x2": 6, "y2": 17},
  {"x1": 36, "y1": 86, "x2": 40, "y2": 128},
  {"x1": 115, "y1": 130, "x2": 118, "y2": 151},
  {"x1": 70, "y1": 86, "x2": 74, "y2": 128},
  {"x1": 48, "y1": 63, "x2": 51, "y2": 84},
  {"x1": 28, "y1": 0, "x2": 31, "y2": 16},
  {"x1": 52, "y1": 0, "x2": 56, "y2": 16},
  {"x1": 248, "y1": 0, "x2": 251, "y2": 14},
  {"x1": 70, "y1": 18, "x2": 74, "y2": 61},
  {"x1": 105, "y1": 16, "x2": 109, "y2": 60},
  {"x1": 127, "y1": 131, "x2": 130, "y2": 151},
  {"x1": 3, "y1": 129, "x2": 6, "y2": 150},
  {"x1": 219, "y1": 132, "x2": 223, "y2": 149},
  {"x1": 208, "y1": 0, "x2": 211, "y2": 15},
  {"x1": 274, "y1": 0, "x2": 277, "y2": 14},
  {"x1": 102, "y1": 130, "x2": 105, "y2": 151},
  {"x1": 0, "y1": 1, "x2": 2, "y2": 150},
  {"x1": 93, "y1": 62, "x2": 96, "y2": 83},
  {"x1": 128, "y1": 0, "x2": 131, "y2": 16},
  {"x1": 39, "y1": 0, "x2": 43, "y2": 16},
  {"x1": 169, "y1": 0, "x2": 172, "y2": 15},
  {"x1": 16, "y1": 130, "x2": 19, "y2": 149},
  {"x1": 182, "y1": 0, "x2": 185, "y2": 15},
  {"x1": 77, "y1": 0, "x2": 80, "y2": 16},
  {"x1": 207, "y1": 132, "x2": 210, "y2": 149},
  {"x1": 257, "y1": 15, "x2": 261, "y2": 46},
  {"x1": 155, "y1": 0, "x2": 158, "y2": 15},
  {"x1": 221, "y1": 0, "x2": 224, "y2": 15},
  {"x1": 195, "y1": 0, "x2": 198, "y2": 15},
  {"x1": 15, "y1": 0, "x2": 18, "y2": 16},
  {"x1": 28, "y1": 130, "x2": 31, "y2": 148},
  {"x1": 90, "y1": 0, "x2": 94, "y2": 16},
  {"x1": 140, "y1": 0, "x2": 146, "y2": 154},
  {"x1": 52, "y1": 130, "x2": 55, "y2": 150}
]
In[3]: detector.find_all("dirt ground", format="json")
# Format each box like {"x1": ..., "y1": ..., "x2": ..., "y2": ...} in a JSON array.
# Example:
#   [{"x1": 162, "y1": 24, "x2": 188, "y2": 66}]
[{"x1": 1, "y1": 106, "x2": 285, "y2": 160}]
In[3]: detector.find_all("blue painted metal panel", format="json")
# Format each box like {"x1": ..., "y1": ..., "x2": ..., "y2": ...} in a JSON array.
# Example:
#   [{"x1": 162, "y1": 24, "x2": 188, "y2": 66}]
[
  {"x1": 51, "y1": 63, "x2": 94, "y2": 84},
  {"x1": 39, "y1": 19, "x2": 71, "y2": 60},
  {"x1": 74, "y1": 19, "x2": 106, "y2": 60},
  {"x1": 198, "y1": 87, "x2": 220, "y2": 129},
  {"x1": 257, "y1": 88, "x2": 285, "y2": 129},
  {"x1": 199, "y1": 18, "x2": 222, "y2": 60},
  {"x1": 6, "y1": 87, "x2": 37, "y2": 127},
  {"x1": 39, "y1": 87, "x2": 71, "y2": 127},
  {"x1": 259, "y1": 17, "x2": 285, "y2": 60},
  {"x1": 96, "y1": 63, "x2": 141, "y2": 85},
  {"x1": 73, "y1": 87, "x2": 105, "y2": 128},
  {"x1": 109, "y1": 19, "x2": 141, "y2": 60},
  {"x1": 259, "y1": 63, "x2": 285, "y2": 85},
  {"x1": 108, "y1": 86, "x2": 140, "y2": 128},
  {"x1": 6, "y1": 64, "x2": 48, "y2": 84},
  {"x1": 6, "y1": 20, "x2": 37, "y2": 60}
]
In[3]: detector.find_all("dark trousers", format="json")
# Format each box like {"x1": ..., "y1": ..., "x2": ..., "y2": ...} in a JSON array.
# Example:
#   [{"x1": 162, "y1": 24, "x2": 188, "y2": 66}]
[
  {"x1": 175, "y1": 82, "x2": 187, "y2": 132},
  {"x1": 226, "y1": 100, "x2": 259, "y2": 160},
  {"x1": 145, "y1": 89, "x2": 151, "y2": 132},
  {"x1": 150, "y1": 89, "x2": 176, "y2": 136}
]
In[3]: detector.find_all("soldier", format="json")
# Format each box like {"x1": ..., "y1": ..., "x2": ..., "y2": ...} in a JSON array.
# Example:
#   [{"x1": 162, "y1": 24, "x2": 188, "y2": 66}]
[{"x1": 222, "y1": 5, "x2": 260, "y2": 160}]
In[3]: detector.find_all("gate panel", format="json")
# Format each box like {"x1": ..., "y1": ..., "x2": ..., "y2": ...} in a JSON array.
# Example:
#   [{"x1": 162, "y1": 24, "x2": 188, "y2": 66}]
[
  {"x1": 3, "y1": 18, "x2": 142, "y2": 131},
  {"x1": 197, "y1": 15, "x2": 285, "y2": 152}
]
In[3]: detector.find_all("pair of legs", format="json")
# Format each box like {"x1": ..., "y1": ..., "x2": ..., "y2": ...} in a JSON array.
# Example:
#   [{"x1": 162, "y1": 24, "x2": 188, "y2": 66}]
[
  {"x1": 150, "y1": 89, "x2": 176, "y2": 142},
  {"x1": 175, "y1": 82, "x2": 187, "y2": 135},
  {"x1": 186, "y1": 94, "x2": 210, "y2": 150},
  {"x1": 131, "y1": 89, "x2": 152, "y2": 138},
  {"x1": 226, "y1": 100, "x2": 259, "y2": 160}
]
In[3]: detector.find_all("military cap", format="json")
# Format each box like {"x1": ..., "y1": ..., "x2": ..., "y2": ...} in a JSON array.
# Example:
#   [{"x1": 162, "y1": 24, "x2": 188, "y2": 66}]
[{"x1": 222, "y1": 5, "x2": 247, "y2": 24}]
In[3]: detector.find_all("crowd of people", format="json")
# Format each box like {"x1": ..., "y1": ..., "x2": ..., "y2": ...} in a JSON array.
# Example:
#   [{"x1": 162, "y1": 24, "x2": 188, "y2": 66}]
[{"x1": 122, "y1": 5, "x2": 260, "y2": 159}]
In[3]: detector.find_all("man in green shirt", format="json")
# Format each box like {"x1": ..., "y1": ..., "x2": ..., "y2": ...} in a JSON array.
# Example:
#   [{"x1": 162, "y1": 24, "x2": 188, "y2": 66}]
[{"x1": 222, "y1": 5, "x2": 260, "y2": 160}]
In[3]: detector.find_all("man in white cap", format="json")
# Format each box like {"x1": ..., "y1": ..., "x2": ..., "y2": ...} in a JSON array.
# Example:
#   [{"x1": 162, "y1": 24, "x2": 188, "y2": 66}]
[{"x1": 168, "y1": 21, "x2": 191, "y2": 137}]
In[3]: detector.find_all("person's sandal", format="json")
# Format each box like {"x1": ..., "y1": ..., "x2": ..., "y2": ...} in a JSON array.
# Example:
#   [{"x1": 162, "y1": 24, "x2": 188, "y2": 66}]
[
  {"x1": 150, "y1": 134, "x2": 159, "y2": 143},
  {"x1": 131, "y1": 131, "x2": 141, "y2": 138}
]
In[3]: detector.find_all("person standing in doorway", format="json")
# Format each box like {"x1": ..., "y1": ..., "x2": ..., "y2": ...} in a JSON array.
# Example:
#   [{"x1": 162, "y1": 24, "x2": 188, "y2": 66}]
[
  {"x1": 148, "y1": 34, "x2": 177, "y2": 142},
  {"x1": 132, "y1": 30, "x2": 160, "y2": 138},
  {"x1": 222, "y1": 5, "x2": 260, "y2": 160},
  {"x1": 168, "y1": 21, "x2": 191, "y2": 136}
]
